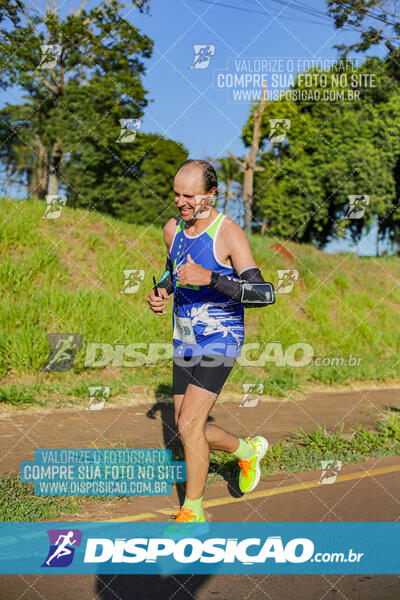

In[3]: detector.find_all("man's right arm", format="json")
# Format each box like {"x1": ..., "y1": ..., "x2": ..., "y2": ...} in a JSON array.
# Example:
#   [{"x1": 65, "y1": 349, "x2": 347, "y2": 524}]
[
  {"x1": 155, "y1": 218, "x2": 178, "y2": 295},
  {"x1": 146, "y1": 218, "x2": 178, "y2": 315},
  {"x1": 163, "y1": 216, "x2": 179, "y2": 256}
]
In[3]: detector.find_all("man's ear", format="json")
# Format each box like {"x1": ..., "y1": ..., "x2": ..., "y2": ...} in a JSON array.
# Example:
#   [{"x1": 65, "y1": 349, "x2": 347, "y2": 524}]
[{"x1": 208, "y1": 188, "x2": 217, "y2": 203}]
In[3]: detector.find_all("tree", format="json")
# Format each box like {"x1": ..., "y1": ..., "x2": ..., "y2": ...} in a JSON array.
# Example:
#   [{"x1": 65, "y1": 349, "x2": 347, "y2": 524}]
[
  {"x1": 246, "y1": 57, "x2": 400, "y2": 247},
  {"x1": 326, "y1": 0, "x2": 400, "y2": 56},
  {"x1": 228, "y1": 81, "x2": 267, "y2": 233},
  {"x1": 0, "y1": 0, "x2": 152, "y2": 199},
  {"x1": 0, "y1": 104, "x2": 35, "y2": 195},
  {"x1": 64, "y1": 132, "x2": 188, "y2": 224}
]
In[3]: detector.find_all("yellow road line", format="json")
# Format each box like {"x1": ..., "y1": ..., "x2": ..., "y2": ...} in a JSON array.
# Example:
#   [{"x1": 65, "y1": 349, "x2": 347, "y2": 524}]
[
  {"x1": 111, "y1": 512, "x2": 157, "y2": 522},
  {"x1": 201, "y1": 464, "x2": 400, "y2": 508},
  {"x1": 106, "y1": 463, "x2": 400, "y2": 522}
]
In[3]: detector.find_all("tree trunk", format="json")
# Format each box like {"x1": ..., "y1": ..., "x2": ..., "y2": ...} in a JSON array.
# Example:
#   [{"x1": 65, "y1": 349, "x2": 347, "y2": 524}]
[
  {"x1": 30, "y1": 134, "x2": 48, "y2": 199},
  {"x1": 376, "y1": 221, "x2": 380, "y2": 257},
  {"x1": 229, "y1": 81, "x2": 267, "y2": 234},
  {"x1": 260, "y1": 215, "x2": 267, "y2": 235},
  {"x1": 3, "y1": 162, "x2": 13, "y2": 197},
  {"x1": 223, "y1": 181, "x2": 230, "y2": 213},
  {"x1": 26, "y1": 165, "x2": 32, "y2": 197},
  {"x1": 243, "y1": 166, "x2": 254, "y2": 232},
  {"x1": 243, "y1": 90, "x2": 267, "y2": 233},
  {"x1": 48, "y1": 140, "x2": 63, "y2": 196}
]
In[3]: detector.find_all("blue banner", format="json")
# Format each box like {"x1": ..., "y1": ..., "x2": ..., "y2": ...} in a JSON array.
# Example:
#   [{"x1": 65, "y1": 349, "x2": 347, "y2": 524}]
[{"x1": 0, "y1": 522, "x2": 398, "y2": 574}]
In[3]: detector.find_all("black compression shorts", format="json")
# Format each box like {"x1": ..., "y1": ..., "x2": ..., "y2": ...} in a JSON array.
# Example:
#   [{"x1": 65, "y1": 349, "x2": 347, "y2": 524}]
[{"x1": 173, "y1": 354, "x2": 236, "y2": 396}]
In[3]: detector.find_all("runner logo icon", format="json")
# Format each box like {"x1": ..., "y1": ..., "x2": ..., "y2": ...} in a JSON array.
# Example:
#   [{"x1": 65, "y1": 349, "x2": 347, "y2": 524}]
[{"x1": 42, "y1": 529, "x2": 82, "y2": 568}]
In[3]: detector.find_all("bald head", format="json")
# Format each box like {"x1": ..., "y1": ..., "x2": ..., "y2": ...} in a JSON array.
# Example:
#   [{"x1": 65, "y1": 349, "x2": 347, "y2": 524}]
[
  {"x1": 173, "y1": 159, "x2": 218, "y2": 222},
  {"x1": 175, "y1": 159, "x2": 218, "y2": 195}
]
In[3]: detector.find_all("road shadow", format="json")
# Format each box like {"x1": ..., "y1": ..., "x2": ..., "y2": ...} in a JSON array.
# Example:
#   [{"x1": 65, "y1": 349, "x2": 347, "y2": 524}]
[{"x1": 95, "y1": 573, "x2": 211, "y2": 599}]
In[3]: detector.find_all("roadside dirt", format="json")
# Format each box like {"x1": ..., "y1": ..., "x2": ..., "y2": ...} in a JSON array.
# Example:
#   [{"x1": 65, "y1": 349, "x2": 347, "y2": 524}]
[{"x1": 1, "y1": 386, "x2": 398, "y2": 481}]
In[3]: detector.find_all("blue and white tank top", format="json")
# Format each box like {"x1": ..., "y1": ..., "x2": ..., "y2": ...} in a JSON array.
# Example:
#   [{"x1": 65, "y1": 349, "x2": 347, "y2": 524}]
[{"x1": 170, "y1": 212, "x2": 244, "y2": 358}]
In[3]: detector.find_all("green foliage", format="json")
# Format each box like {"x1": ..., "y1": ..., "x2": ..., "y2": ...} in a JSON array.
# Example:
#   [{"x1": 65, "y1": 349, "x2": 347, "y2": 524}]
[
  {"x1": 0, "y1": 386, "x2": 39, "y2": 407},
  {"x1": 64, "y1": 132, "x2": 188, "y2": 224},
  {"x1": 0, "y1": 471, "x2": 125, "y2": 521},
  {"x1": 0, "y1": 0, "x2": 185, "y2": 225},
  {"x1": 326, "y1": 0, "x2": 400, "y2": 57},
  {"x1": 0, "y1": 473, "x2": 82, "y2": 521},
  {"x1": 247, "y1": 56, "x2": 400, "y2": 246}
]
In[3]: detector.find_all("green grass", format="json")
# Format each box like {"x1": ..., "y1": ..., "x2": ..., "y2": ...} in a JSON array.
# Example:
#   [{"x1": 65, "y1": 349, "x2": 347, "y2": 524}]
[
  {"x1": 0, "y1": 473, "x2": 83, "y2": 521},
  {"x1": 205, "y1": 406, "x2": 400, "y2": 483},
  {"x1": 0, "y1": 196, "x2": 400, "y2": 398},
  {"x1": 0, "y1": 385, "x2": 41, "y2": 407},
  {"x1": 0, "y1": 473, "x2": 134, "y2": 521}
]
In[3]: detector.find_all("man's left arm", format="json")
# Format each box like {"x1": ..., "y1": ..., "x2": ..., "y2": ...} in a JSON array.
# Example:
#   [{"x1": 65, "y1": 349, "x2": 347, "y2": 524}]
[{"x1": 208, "y1": 222, "x2": 276, "y2": 308}]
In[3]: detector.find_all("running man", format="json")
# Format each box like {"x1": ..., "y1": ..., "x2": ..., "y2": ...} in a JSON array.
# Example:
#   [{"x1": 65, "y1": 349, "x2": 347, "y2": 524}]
[
  {"x1": 45, "y1": 531, "x2": 77, "y2": 566},
  {"x1": 146, "y1": 159, "x2": 275, "y2": 526}
]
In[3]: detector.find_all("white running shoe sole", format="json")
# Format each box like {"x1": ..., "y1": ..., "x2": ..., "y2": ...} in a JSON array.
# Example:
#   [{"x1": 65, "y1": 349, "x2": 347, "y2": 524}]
[{"x1": 246, "y1": 435, "x2": 269, "y2": 493}]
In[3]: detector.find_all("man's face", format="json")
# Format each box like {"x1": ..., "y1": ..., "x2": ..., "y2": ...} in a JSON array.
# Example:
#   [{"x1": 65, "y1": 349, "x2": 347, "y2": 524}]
[{"x1": 173, "y1": 168, "x2": 214, "y2": 221}]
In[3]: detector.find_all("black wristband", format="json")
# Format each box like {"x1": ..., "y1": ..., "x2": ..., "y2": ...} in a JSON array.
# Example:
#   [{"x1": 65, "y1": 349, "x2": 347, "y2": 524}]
[{"x1": 156, "y1": 254, "x2": 174, "y2": 294}]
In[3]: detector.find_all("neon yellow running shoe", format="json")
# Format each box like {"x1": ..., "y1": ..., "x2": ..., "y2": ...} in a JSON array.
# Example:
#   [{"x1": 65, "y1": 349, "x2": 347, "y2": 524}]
[
  {"x1": 163, "y1": 506, "x2": 209, "y2": 540},
  {"x1": 238, "y1": 436, "x2": 269, "y2": 493}
]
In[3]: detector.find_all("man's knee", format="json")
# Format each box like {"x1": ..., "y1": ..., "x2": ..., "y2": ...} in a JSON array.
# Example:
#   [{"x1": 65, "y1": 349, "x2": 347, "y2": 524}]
[{"x1": 177, "y1": 413, "x2": 202, "y2": 439}]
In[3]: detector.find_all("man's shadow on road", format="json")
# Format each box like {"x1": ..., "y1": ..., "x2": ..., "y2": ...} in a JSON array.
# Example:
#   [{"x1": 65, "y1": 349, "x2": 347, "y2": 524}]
[
  {"x1": 95, "y1": 385, "x2": 239, "y2": 599},
  {"x1": 95, "y1": 386, "x2": 213, "y2": 599},
  {"x1": 96, "y1": 573, "x2": 211, "y2": 599}
]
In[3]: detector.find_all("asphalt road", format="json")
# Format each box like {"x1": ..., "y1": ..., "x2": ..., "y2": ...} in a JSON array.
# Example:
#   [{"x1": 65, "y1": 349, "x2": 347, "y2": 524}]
[{"x1": 1, "y1": 455, "x2": 399, "y2": 599}]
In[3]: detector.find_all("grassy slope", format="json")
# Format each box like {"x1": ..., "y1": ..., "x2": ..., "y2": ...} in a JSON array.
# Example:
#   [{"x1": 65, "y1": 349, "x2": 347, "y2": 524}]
[{"x1": 1, "y1": 197, "x2": 400, "y2": 402}]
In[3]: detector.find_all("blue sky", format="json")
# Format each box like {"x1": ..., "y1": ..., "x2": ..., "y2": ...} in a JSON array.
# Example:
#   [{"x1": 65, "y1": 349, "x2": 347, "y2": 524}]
[
  {"x1": 1, "y1": 0, "x2": 389, "y2": 254},
  {"x1": 131, "y1": 0, "x2": 365, "y2": 158}
]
